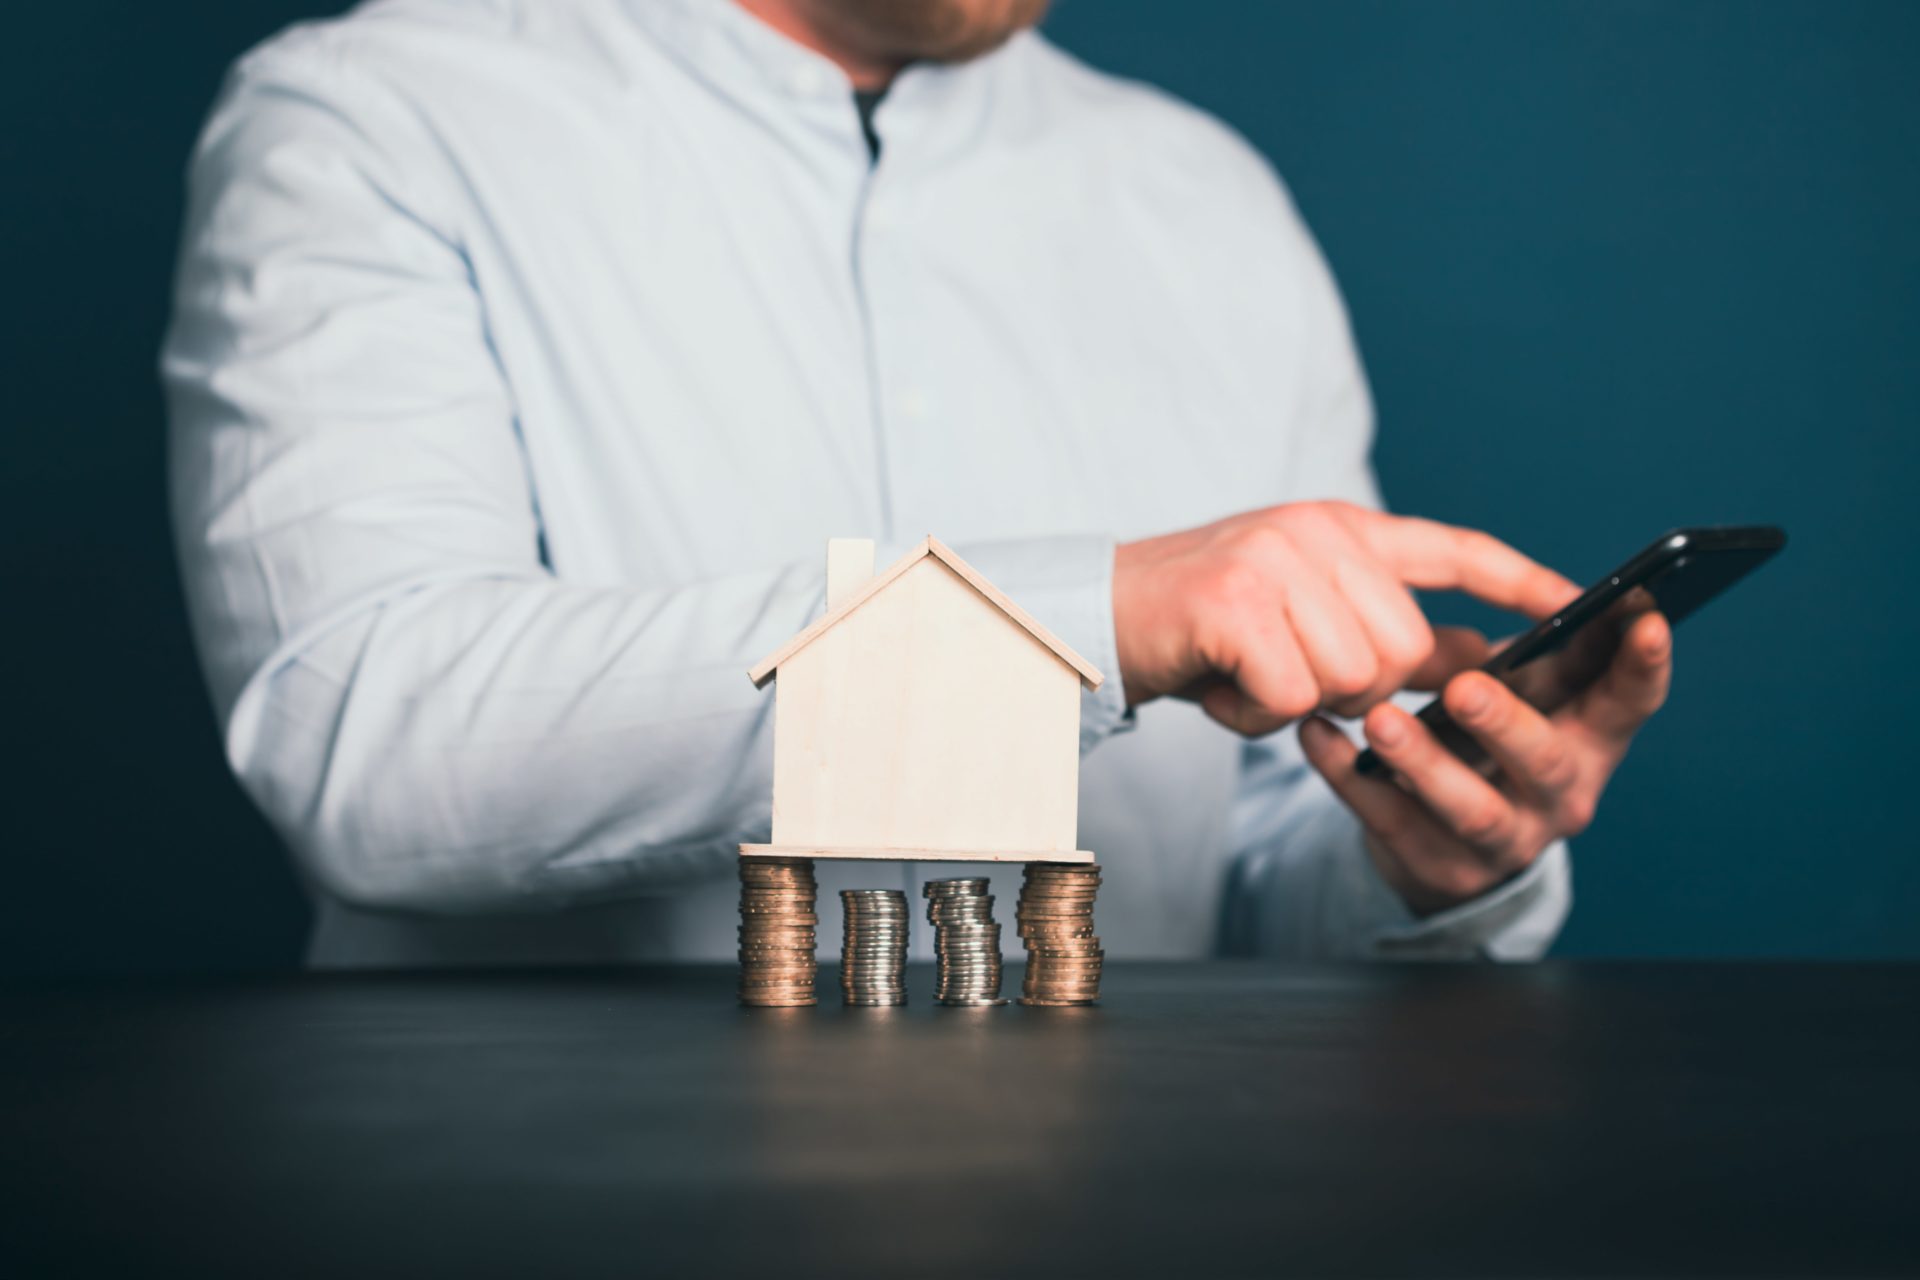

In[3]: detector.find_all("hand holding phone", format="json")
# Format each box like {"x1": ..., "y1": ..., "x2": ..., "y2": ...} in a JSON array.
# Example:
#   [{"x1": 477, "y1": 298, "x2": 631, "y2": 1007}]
[
  {"x1": 1355, "y1": 525, "x2": 1786, "y2": 777},
  {"x1": 1301, "y1": 524, "x2": 1783, "y2": 918}
]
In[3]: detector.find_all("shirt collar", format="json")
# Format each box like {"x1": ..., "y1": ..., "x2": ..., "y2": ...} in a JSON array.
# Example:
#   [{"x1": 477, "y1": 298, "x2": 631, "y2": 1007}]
[
  {"x1": 626, "y1": 0, "x2": 859, "y2": 107},
  {"x1": 626, "y1": 0, "x2": 1019, "y2": 153}
]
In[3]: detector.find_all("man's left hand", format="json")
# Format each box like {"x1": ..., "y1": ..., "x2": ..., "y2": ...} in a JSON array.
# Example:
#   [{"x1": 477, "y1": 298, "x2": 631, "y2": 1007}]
[{"x1": 1297, "y1": 610, "x2": 1674, "y2": 916}]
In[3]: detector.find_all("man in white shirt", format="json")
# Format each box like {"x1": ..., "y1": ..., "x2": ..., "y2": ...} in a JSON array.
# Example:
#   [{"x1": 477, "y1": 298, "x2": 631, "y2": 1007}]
[{"x1": 163, "y1": 0, "x2": 1672, "y2": 968}]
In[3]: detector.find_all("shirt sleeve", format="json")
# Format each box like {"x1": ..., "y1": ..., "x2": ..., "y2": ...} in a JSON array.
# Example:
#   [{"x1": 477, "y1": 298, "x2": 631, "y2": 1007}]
[
  {"x1": 1220, "y1": 719, "x2": 1572, "y2": 960},
  {"x1": 162, "y1": 47, "x2": 1126, "y2": 916},
  {"x1": 1214, "y1": 149, "x2": 1573, "y2": 960}
]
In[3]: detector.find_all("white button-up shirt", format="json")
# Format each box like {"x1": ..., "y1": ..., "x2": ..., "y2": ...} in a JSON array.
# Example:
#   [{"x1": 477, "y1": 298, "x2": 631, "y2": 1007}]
[{"x1": 163, "y1": 0, "x2": 1569, "y2": 967}]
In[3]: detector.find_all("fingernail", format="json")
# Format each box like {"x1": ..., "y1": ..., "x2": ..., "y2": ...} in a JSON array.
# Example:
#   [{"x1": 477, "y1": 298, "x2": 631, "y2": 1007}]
[
  {"x1": 1454, "y1": 679, "x2": 1490, "y2": 719},
  {"x1": 1369, "y1": 710, "x2": 1405, "y2": 748}
]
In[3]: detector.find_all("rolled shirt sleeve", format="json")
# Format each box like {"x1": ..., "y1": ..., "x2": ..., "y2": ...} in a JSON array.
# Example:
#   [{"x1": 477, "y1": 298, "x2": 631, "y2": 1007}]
[{"x1": 164, "y1": 45, "x2": 806, "y2": 912}]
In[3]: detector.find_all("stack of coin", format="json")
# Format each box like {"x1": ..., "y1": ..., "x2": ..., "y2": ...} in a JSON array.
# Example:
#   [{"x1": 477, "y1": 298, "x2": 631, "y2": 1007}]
[
  {"x1": 923, "y1": 877, "x2": 1006, "y2": 1006},
  {"x1": 738, "y1": 859, "x2": 818, "y2": 1007},
  {"x1": 1016, "y1": 863, "x2": 1103, "y2": 1006},
  {"x1": 839, "y1": 889, "x2": 909, "y2": 1006}
]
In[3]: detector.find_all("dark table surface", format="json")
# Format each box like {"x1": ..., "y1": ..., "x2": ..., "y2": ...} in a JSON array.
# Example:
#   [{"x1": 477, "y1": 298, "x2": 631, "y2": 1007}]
[{"x1": 3, "y1": 962, "x2": 1915, "y2": 1278}]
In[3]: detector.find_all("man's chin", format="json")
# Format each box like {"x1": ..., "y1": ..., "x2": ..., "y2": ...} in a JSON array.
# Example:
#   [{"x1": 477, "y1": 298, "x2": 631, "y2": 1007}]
[{"x1": 825, "y1": 0, "x2": 1052, "y2": 66}]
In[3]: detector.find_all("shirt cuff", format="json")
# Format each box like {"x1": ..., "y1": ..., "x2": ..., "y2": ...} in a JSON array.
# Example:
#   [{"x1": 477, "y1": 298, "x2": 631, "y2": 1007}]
[
  {"x1": 946, "y1": 533, "x2": 1134, "y2": 754},
  {"x1": 1363, "y1": 837, "x2": 1574, "y2": 961}
]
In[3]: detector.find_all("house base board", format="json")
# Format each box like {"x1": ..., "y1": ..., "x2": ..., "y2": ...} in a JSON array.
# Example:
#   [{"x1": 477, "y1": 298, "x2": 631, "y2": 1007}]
[{"x1": 739, "y1": 843, "x2": 1096, "y2": 865}]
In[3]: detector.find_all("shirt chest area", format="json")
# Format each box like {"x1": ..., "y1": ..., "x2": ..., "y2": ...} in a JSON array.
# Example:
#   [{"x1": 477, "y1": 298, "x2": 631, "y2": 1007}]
[{"x1": 460, "y1": 87, "x2": 1316, "y2": 574}]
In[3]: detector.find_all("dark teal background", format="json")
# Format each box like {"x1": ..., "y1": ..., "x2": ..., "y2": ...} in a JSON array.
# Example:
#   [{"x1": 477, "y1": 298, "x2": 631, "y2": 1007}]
[{"x1": 2, "y1": 2, "x2": 1913, "y2": 972}]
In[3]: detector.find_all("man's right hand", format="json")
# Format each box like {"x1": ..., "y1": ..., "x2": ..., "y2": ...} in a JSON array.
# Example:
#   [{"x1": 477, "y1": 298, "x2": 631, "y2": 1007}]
[{"x1": 1111, "y1": 501, "x2": 1578, "y2": 737}]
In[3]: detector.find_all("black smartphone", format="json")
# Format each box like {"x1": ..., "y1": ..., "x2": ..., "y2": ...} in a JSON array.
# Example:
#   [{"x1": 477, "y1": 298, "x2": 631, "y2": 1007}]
[{"x1": 1354, "y1": 525, "x2": 1787, "y2": 779}]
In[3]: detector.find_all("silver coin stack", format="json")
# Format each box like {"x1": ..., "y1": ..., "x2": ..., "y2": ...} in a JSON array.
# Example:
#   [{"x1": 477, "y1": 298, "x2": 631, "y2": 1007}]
[
  {"x1": 923, "y1": 877, "x2": 1006, "y2": 1006},
  {"x1": 839, "y1": 889, "x2": 909, "y2": 1006}
]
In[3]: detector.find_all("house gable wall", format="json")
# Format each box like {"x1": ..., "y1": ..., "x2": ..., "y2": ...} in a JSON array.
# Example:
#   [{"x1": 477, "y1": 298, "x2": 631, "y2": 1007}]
[{"x1": 769, "y1": 556, "x2": 1081, "y2": 854}]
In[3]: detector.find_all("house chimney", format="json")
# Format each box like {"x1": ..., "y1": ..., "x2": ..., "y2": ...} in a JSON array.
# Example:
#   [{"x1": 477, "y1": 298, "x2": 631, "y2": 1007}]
[{"x1": 826, "y1": 538, "x2": 875, "y2": 609}]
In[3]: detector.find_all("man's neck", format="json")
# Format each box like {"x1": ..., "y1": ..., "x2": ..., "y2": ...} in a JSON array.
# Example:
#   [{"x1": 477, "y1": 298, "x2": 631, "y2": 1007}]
[{"x1": 734, "y1": 0, "x2": 902, "y2": 90}]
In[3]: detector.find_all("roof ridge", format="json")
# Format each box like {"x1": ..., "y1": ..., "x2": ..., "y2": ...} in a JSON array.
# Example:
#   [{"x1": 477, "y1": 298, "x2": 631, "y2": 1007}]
[{"x1": 747, "y1": 537, "x2": 1104, "y2": 690}]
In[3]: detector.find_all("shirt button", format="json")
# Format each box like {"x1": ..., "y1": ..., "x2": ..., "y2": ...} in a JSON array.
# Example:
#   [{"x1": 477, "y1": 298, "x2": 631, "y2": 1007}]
[
  {"x1": 896, "y1": 389, "x2": 930, "y2": 420},
  {"x1": 866, "y1": 206, "x2": 897, "y2": 235}
]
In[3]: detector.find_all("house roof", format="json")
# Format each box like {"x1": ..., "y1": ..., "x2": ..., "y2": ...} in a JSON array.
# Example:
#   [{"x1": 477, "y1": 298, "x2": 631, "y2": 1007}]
[{"x1": 748, "y1": 536, "x2": 1105, "y2": 690}]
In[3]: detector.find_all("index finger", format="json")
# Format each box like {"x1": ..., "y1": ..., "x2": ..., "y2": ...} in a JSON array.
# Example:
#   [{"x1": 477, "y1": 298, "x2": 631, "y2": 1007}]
[{"x1": 1343, "y1": 509, "x2": 1580, "y2": 620}]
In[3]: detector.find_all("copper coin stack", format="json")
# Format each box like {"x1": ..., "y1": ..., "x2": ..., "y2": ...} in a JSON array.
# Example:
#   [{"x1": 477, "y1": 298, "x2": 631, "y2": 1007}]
[
  {"x1": 839, "y1": 889, "x2": 909, "y2": 1006},
  {"x1": 1016, "y1": 862, "x2": 1103, "y2": 1006},
  {"x1": 924, "y1": 877, "x2": 1006, "y2": 1006},
  {"x1": 738, "y1": 858, "x2": 818, "y2": 1007}
]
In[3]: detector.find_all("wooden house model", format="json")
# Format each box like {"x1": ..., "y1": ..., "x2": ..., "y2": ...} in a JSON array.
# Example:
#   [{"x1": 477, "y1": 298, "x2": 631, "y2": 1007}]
[{"x1": 742, "y1": 537, "x2": 1103, "y2": 864}]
